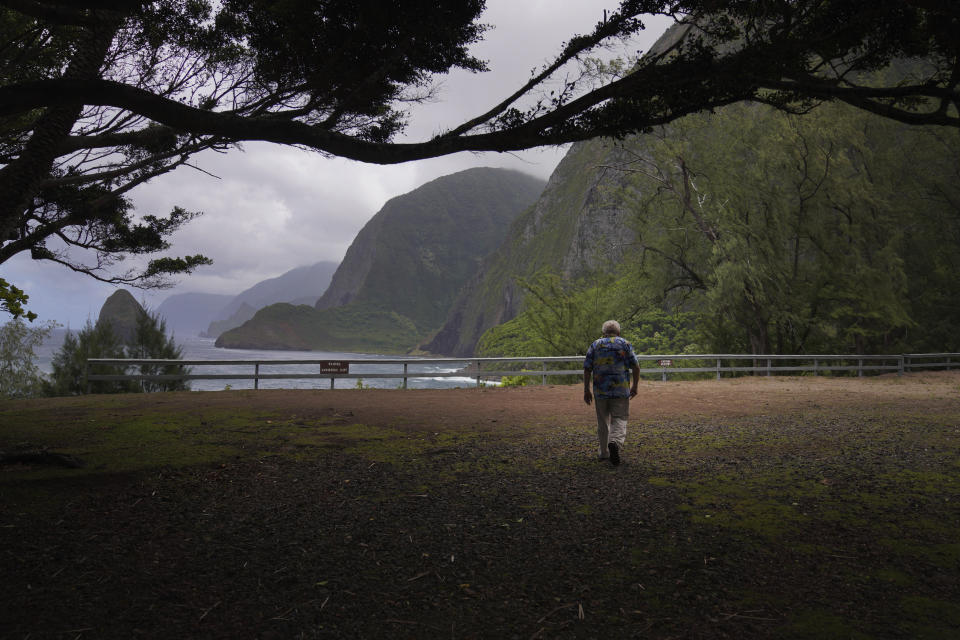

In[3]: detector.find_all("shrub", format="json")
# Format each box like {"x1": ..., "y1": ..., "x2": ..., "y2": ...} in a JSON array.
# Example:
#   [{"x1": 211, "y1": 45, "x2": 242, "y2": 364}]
[{"x1": 0, "y1": 319, "x2": 56, "y2": 398}]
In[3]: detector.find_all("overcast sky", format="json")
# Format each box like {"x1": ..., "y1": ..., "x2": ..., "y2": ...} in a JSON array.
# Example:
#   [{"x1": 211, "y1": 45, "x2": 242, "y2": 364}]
[{"x1": 5, "y1": 2, "x2": 671, "y2": 328}]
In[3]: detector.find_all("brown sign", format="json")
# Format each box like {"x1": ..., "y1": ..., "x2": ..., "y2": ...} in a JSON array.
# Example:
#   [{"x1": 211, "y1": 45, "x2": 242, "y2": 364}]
[
  {"x1": 317, "y1": 361, "x2": 349, "y2": 374},
  {"x1": 656, "y1": 359, "x2": 674, "y2": 367}
]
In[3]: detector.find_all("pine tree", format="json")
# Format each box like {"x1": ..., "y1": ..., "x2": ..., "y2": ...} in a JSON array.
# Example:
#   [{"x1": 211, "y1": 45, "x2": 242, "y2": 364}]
[
  {"x1": 45, "y1": 310, "x2": 189, "y2": 395},
  {"x1": 128, "y1": 311, "x2": 189, "y2": 392},
  {"x1": 45, "y1": 320, "x2": 130, "y2": 395}
]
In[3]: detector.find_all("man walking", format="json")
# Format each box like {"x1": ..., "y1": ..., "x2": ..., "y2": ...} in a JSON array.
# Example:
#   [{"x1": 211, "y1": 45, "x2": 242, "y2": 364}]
[{"x1": 583, "y1": 320, "x2": 641, "y2": 465}]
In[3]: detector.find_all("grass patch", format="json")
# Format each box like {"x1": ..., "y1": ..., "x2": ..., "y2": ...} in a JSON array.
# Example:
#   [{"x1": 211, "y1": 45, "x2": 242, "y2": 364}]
[{"x1": 0, "y1": 394, "x2": 485, "y2": 480}]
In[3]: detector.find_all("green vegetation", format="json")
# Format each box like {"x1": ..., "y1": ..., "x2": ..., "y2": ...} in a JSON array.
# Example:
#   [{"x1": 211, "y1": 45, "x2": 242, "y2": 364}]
[
  {"x1": 46, "y1": 311, "x2": 188, "y2": 396},
  {"x1": 2, "y1": 292, "x2": 188, "y2": 399},
  {"x1": 477, "y1": 98, "x2": 960, "y2": 358},
  {"x1": 0, "y1": 319, "x2": 56, "y2": 398},
  {"x1": 215, "y1": 303, "x2": 423, "y2": 354},
  {"x1": 0, "y1": 278, "x2": 35, "y2": 321},
  {"x1": 616, "y1": 100, "x2": 960, "y2": 355},
  {"x1": 426, "y1": 138, "x2": 620, "y2": 356},
  {"x1": 478, "y1": 271, "x2": 701, "y2": 358},
  {"x1": 0, "y1": 396, "x2": 402, "y2": 479},
  {"x1": 478, "y1": 271, "x2": 619, "y2": 357},
  {"x1": 46, "y1": 320, "x2": 126, "y2": 396},
  {"x1": 126, "y1": 311, "x2": 190, "y2": 392}
]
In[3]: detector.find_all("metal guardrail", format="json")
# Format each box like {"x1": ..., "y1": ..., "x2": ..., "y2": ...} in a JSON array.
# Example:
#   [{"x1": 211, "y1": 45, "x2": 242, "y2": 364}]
[{"x1": 85, "y1": 352, "x2": 960, "y2": 390}]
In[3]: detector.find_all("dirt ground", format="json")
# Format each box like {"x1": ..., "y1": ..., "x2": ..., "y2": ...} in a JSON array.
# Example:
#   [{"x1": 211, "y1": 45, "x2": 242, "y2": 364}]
[
  {"x1": 82, "y1": 369, "x2": 960, "y2": 427},
  {"x1": 2, "y1": 372, "x2": 959, "y2": 639}
]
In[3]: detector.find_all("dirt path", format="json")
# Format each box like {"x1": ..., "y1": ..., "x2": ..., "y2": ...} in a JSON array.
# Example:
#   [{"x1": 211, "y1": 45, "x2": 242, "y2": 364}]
[{"x1": 91, "y1": 370, "x2": 960, "y2": 429}]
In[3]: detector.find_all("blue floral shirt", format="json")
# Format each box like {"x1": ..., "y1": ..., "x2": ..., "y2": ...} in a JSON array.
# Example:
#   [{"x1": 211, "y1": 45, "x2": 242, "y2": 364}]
[{"x1": 583, "y1": 336, "x2": 639, "y2": 399}]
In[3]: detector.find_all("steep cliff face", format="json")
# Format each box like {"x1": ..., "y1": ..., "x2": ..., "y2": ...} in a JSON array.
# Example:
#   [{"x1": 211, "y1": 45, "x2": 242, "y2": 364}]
[
  {"x1": 422, "y1": 139, "x2": 641, "y2": 356},
  {"x1": 422, "y1": 23, "x2": 697, "y2": 357},
  {"x1": 425, "y1": 20, "x2": 960, "y2": 357},
  {"x1": 315, "y1": 167, "x2": 545, "y2": 330},
  {"x1": 217, "y1": 167, "x2": 545, "y2": 353},
  {"x1": 314, "y1": 218, "x2": 381, "y2": 310}
]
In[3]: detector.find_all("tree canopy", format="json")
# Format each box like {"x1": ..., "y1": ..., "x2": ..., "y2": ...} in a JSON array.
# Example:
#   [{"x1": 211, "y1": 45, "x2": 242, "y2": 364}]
[
  {"x1": 614, "y1": 98, "x2": 960, "y2": 355},
  {"x1": 1, "y1": 0, "x2": 958, "y2": 318},
  {"x1": 480, "y1": 97, "x2": 960, "y2": 357}
]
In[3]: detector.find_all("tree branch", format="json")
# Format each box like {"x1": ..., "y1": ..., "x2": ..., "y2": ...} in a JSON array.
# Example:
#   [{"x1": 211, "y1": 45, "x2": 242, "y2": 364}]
[{"x1": 0, "y1": 0, "x2": 128, "y2": 26}]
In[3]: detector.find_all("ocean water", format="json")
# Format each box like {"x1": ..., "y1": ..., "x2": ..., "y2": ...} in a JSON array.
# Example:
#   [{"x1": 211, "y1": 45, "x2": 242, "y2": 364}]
[{"x1": 34, "y1": 331, "x2": 478, "y2": 391}]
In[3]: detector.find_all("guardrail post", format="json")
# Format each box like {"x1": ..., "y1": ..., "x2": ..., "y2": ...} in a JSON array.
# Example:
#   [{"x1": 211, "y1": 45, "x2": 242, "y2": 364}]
[
  {"x1": 475, "y1": 360, "x2": 481, "y2": 388},
  {"x1": 403, "y1": 363, "x2": 408, "y2": 389},
  {"x1": 813, "y1": 358, "x2": 818, "y2": 376},
  {"x1": 898, "y1": 356, "x2": 904, "y2": 377},
  {"x1": 254, "y1": 363, "x2": 260, "y2": 390},
  {"x1": 858, "y1": 359, "x2": 863, "y2": 377},
  {"x1": 767, "y1": 358, "x2": 772, "y2": 377},
  {"x1": 542, "y1": 361, "x2": 547, "y2": 386},
  {"x1": 716, "y1": 358, "x2": 721, "y2": 380}
]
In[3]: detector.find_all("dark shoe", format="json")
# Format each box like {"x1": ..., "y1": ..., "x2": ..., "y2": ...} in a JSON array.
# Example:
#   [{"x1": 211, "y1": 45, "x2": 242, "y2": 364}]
[{"x1": 608, "y1": 442, "x2": 620, "y2": 466}]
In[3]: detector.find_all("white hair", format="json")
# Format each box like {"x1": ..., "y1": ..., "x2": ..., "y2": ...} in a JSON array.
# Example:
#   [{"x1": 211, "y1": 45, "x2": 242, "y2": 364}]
[{"x1": 601, "y1": 320, "x2": 621, "y2": 336}]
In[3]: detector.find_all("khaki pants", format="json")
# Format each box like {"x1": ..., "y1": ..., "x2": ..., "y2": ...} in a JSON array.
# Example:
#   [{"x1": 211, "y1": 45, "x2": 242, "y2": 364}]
[{"x1": 594, "y1": 397, "x2": 629, "y2": 458}]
